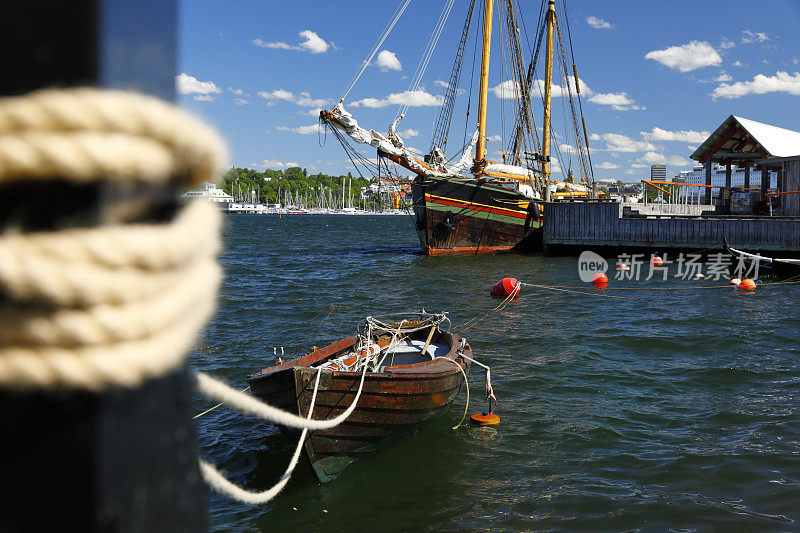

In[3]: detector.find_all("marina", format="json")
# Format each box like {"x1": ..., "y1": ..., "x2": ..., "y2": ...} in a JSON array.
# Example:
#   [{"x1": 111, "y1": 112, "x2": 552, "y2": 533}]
[{"x1": 4, "y1": 0, "x2": 800, "y2": 531}]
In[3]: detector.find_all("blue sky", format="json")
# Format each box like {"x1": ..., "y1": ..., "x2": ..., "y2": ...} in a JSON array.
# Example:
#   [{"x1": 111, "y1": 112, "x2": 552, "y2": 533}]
[{"x1": 178, "y1": 0, "x2": 800, "y2": 182}]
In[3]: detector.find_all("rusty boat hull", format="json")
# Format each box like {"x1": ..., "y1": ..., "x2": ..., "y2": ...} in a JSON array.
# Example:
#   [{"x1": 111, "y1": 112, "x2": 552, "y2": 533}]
[{"x1": 247, "y1": 329, "x2": 471, "y2": 482}]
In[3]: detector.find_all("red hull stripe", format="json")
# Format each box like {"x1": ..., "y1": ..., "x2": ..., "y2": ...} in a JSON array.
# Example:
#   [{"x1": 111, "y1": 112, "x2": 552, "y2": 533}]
[{"x1": 425, "y1": 194, "x2": 529, "y2": 220}]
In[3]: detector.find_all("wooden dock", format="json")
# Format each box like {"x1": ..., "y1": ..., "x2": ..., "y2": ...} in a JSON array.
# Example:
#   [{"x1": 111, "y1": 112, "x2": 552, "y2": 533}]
[{"x1": 543, "y1": 201, "x2": 800, "y2": 253}]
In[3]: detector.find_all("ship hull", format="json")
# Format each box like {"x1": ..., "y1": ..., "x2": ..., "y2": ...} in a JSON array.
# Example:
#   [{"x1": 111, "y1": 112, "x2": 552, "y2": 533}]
[{"x1": 411, "y1": 175, "x2": 542, "y2": 255}]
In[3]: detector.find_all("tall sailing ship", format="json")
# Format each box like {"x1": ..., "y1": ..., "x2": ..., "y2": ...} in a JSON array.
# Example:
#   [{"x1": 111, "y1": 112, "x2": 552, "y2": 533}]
[{"x1": 321, "y1": 0, "x2": 596, "y2": 254}]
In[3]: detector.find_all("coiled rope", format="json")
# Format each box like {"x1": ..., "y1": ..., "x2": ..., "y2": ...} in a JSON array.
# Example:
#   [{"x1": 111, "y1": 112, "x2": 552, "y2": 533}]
[
  {"x1": 0, "y1": 87, "x2": 366, "y2": 506},
  {"x1": 0, "y1": 88, "x2": 225, "y2": 390}
]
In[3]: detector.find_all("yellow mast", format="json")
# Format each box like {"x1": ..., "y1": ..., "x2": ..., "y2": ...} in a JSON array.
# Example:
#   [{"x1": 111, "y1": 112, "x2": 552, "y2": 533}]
[
  {"x1": 474, "y1": 0, "x2": 494, "y2": 164},
  {"x1": 542, "y1": 0, "x2": 555, "y2": 201}
]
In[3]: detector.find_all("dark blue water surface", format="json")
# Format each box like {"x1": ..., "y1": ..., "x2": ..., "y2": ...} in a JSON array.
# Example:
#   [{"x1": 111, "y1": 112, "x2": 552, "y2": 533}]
[{"x1": 192, "y1": 214, "x2": 800, "y2": 532}]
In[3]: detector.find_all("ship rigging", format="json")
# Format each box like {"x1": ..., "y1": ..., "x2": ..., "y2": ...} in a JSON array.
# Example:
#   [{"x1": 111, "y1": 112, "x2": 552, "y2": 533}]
[{"x1": 320, "y1": 0, "x2": 596, "y2": 254}]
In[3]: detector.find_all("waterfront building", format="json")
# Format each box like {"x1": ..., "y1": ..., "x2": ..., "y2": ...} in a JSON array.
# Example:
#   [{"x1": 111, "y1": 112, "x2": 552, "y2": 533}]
[
  {"x1": 675, "y1": 165, "x2": 777, "y2": 189},
  {"x1": 650, "y1": 164, "x2": 666, "y2": 181}
]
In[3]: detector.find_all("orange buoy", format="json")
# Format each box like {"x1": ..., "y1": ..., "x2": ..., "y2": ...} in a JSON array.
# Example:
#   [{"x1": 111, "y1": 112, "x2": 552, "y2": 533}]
[
  {"x1": 617, "y1": 264, "x2": 631, "y2": 271},
  {"x1": 650, "y1": 255, "x2": 663, "y2": 266},
  {"x1": 730, "y1": 278, "x2": 741, "y2": 285},
  {"x1": 738, "y1": 278, "x2": 756, "y2": 290},
  {"x1": 491, "y1": 277, "x2": 520, "y2": 299},
  {"x1": 470, "y1": 413, "x2": 500, "y2": 425},
  {"x1": 592, "y1": 272, "x2": 608, "y2": 285}
]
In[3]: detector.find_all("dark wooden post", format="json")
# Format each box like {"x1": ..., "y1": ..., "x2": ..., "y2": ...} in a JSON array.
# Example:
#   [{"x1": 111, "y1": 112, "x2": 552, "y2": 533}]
[
  {"x1": 704, "y1": 160, "x2": 713, "y2": 205},
  {"x1": 0, "y1": 1, "x2": 207, "y2": 531},
  {"x1": 744, "y1": 164, "x2": 750, "y2": 190},
  {"x1": 761, "y1": 166, "x2": 770, "y2": 197},
  {"x1": 725, "y1": 161, "x2": 732, "y2": 189}
]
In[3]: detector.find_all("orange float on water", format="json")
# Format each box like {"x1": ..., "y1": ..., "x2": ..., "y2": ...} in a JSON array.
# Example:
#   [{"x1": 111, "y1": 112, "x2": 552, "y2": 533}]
[
  {"x1": 491, "y1": 277, "x2": 520, "y2": 299},
  {"x1": 592, "y1": 272, "x2": 608, "y2": 285},
  {"x1": 730, "y1": 278, "x2": 741, "y2": 285},
  {"x1": 470, "y1": 413, "x2": 501, "y2": 425},
  {"x1": 650, "y1": 255, "x2": 664, "y2": 266},
  {"x1": 738, "y1": 278, "x2": 756, "y2": 290}
]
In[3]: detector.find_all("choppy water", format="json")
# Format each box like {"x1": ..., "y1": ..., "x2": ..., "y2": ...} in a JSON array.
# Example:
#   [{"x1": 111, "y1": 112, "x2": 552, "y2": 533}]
[{"x1": 192, "y1": 214, "x2": 800, "y2": 532}]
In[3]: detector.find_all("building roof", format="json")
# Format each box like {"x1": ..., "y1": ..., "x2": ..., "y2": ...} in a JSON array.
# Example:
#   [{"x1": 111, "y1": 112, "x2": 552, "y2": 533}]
[{"x1": 690, "y1": 115, "x2": 800, "y2": 163}]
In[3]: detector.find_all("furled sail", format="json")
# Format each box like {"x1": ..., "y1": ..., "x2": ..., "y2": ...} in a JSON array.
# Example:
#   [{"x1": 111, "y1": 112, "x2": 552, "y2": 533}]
[{"x1": 321, "y1": 104, "x2": 478, "y2": 178}]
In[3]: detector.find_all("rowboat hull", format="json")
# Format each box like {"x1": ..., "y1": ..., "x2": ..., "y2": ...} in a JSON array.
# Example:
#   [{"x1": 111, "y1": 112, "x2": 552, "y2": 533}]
[
  {"x1": 411, "y1": 175, "x2": 542, "y2": 255},
  {"x1": 247, "y1": 330, "x2": 470, "y2": 482}
]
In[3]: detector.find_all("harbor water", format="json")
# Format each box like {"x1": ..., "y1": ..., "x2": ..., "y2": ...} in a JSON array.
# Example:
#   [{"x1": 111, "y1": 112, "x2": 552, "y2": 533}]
[{"x1": 193, "y1": 214, "x2": 800, "y2": 531}]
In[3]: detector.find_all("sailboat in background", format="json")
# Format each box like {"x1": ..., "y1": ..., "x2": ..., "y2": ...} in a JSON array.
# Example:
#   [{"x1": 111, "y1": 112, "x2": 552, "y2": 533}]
[{"x1": 321, "y1": 0, "x2": 596, "y2": 254}]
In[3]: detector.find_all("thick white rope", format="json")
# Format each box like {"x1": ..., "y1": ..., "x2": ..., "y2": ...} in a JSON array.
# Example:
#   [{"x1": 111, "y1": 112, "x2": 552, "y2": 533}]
[
  {"x1": 195, "y1": 363, "x2": 369, "y2": 430},
  {"x1": 0, "y1": 88, "x2": 226, "y2": 185},
  {"x1": 0, "y1": 88, "x2": 226, "y2": 391},
  {"x1": 199, "y1": 368, "x2": 324, "y2": 505}
]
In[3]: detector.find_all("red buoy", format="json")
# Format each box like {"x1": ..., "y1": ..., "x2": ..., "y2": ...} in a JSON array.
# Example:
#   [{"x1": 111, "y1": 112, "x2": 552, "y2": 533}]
[
  {"x1": 491, "y1": 277, "x2": 520, "y2": 299},
  {"x1": 470, "y1": 413, "x2": 500, "y2": 425},
  {"x1": 738, "y1": 278, "x2": 756, "y2": 290},
  {"x1": 592, "y1": 272, "x2": 608, "y2": 285},
  {"x1": 651, "y1": 255, "x2": 663, "y2": 266}
]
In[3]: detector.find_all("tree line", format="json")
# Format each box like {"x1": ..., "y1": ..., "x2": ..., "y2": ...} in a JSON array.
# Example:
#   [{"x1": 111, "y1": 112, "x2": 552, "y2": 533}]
[{"x1": 220, "y1": 167, "x2": 371, "y2": 205}]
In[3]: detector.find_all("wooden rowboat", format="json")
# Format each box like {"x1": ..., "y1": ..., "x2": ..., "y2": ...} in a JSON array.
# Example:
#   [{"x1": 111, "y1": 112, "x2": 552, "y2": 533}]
[{"x1": 246, "y1": 314, "x2": 471, "y2": 482}]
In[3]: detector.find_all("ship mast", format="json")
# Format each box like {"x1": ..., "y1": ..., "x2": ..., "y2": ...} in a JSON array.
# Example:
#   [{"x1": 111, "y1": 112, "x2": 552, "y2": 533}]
[
  {"x1": 474, "y1": 0, "x2": 494, "y2": 164},
  {"x1": 542, "y1": 0, "x2": 555, "y2": 201}
]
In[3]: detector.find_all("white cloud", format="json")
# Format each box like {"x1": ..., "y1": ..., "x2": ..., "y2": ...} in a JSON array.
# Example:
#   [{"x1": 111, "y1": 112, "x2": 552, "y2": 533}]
[
  {"x1": 597, "y1": 162, "x2": 620, "y2": 169},
  {"x1": 258, "y1": 89, "x2": 331, "y2": 108},
  {"x1": 586, "y1": 16, "x2": 613, "y2": 29},
  {"x1": 259, "y1": 89, "x2": 294, "y2": 102},
  {"x1": 645, "y1": 41, "x2": 722, "y2": 72},
  {"x1": 176, "y1": 73, "x2": 222, "y2": 100},
  {"x1": 252, "y1": 30, "x2": 331, "y2": 54},
  {"x1": 434, "y1": 80, "x2": 465, "y2": 95},
  {"x1": 350, "y1": 90, "x2": 443, "y2": 108},
  {"x1": 233, "y1": 98, "x2": 249, "y2": 106},
  {"x1": 559, "y1": 143, "x2": 576, "y2": 153},
  {"x1": 712, "y1": 71, "x2": 800, "y2": 99},
  {"x1": 398, "y1": 129, "x2": 419, "y2": 138},
  {"x1": 252, "y1": 159, "x2": 299, "y2": 168},
  {"x1": 713, "y1": 72, "x2": 732, "y2": 82},
  {"x1": 593, "y1": 133, "x2": 657, "y2": 153},
  {"x1": 638, "y1": 152, "x2": 692, "y2": 166},
  {"x1": 719, "y1": 38, "x2": 735, "y2": 50},
  {"x1": 741, "y1": 30, "x2": 769, "y2": 44},
  {"x1": 276, "y1": 124, "x2": 325, "y2": 135},
  {"x1": 588, "y1": 92, "x2": 643, "y2": 111},
  {"x1": 641, "y1": 127, "x2": 709, "y2": 143},
  {"x1": 376, "y1": 50, "x2": 402, "y2": 71},
  {"x1": 228, "y1": 87, "x2": 246, "y2": 96},
  {"x1": 733, "y1": 60, "x2": 745, "y2": 67},
  {"x1": 295, "y1": 92, "x2": 331, "y2": 107},
  {"x1": 491, "y1": 76, "x2": 592, "y2": 99}
]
